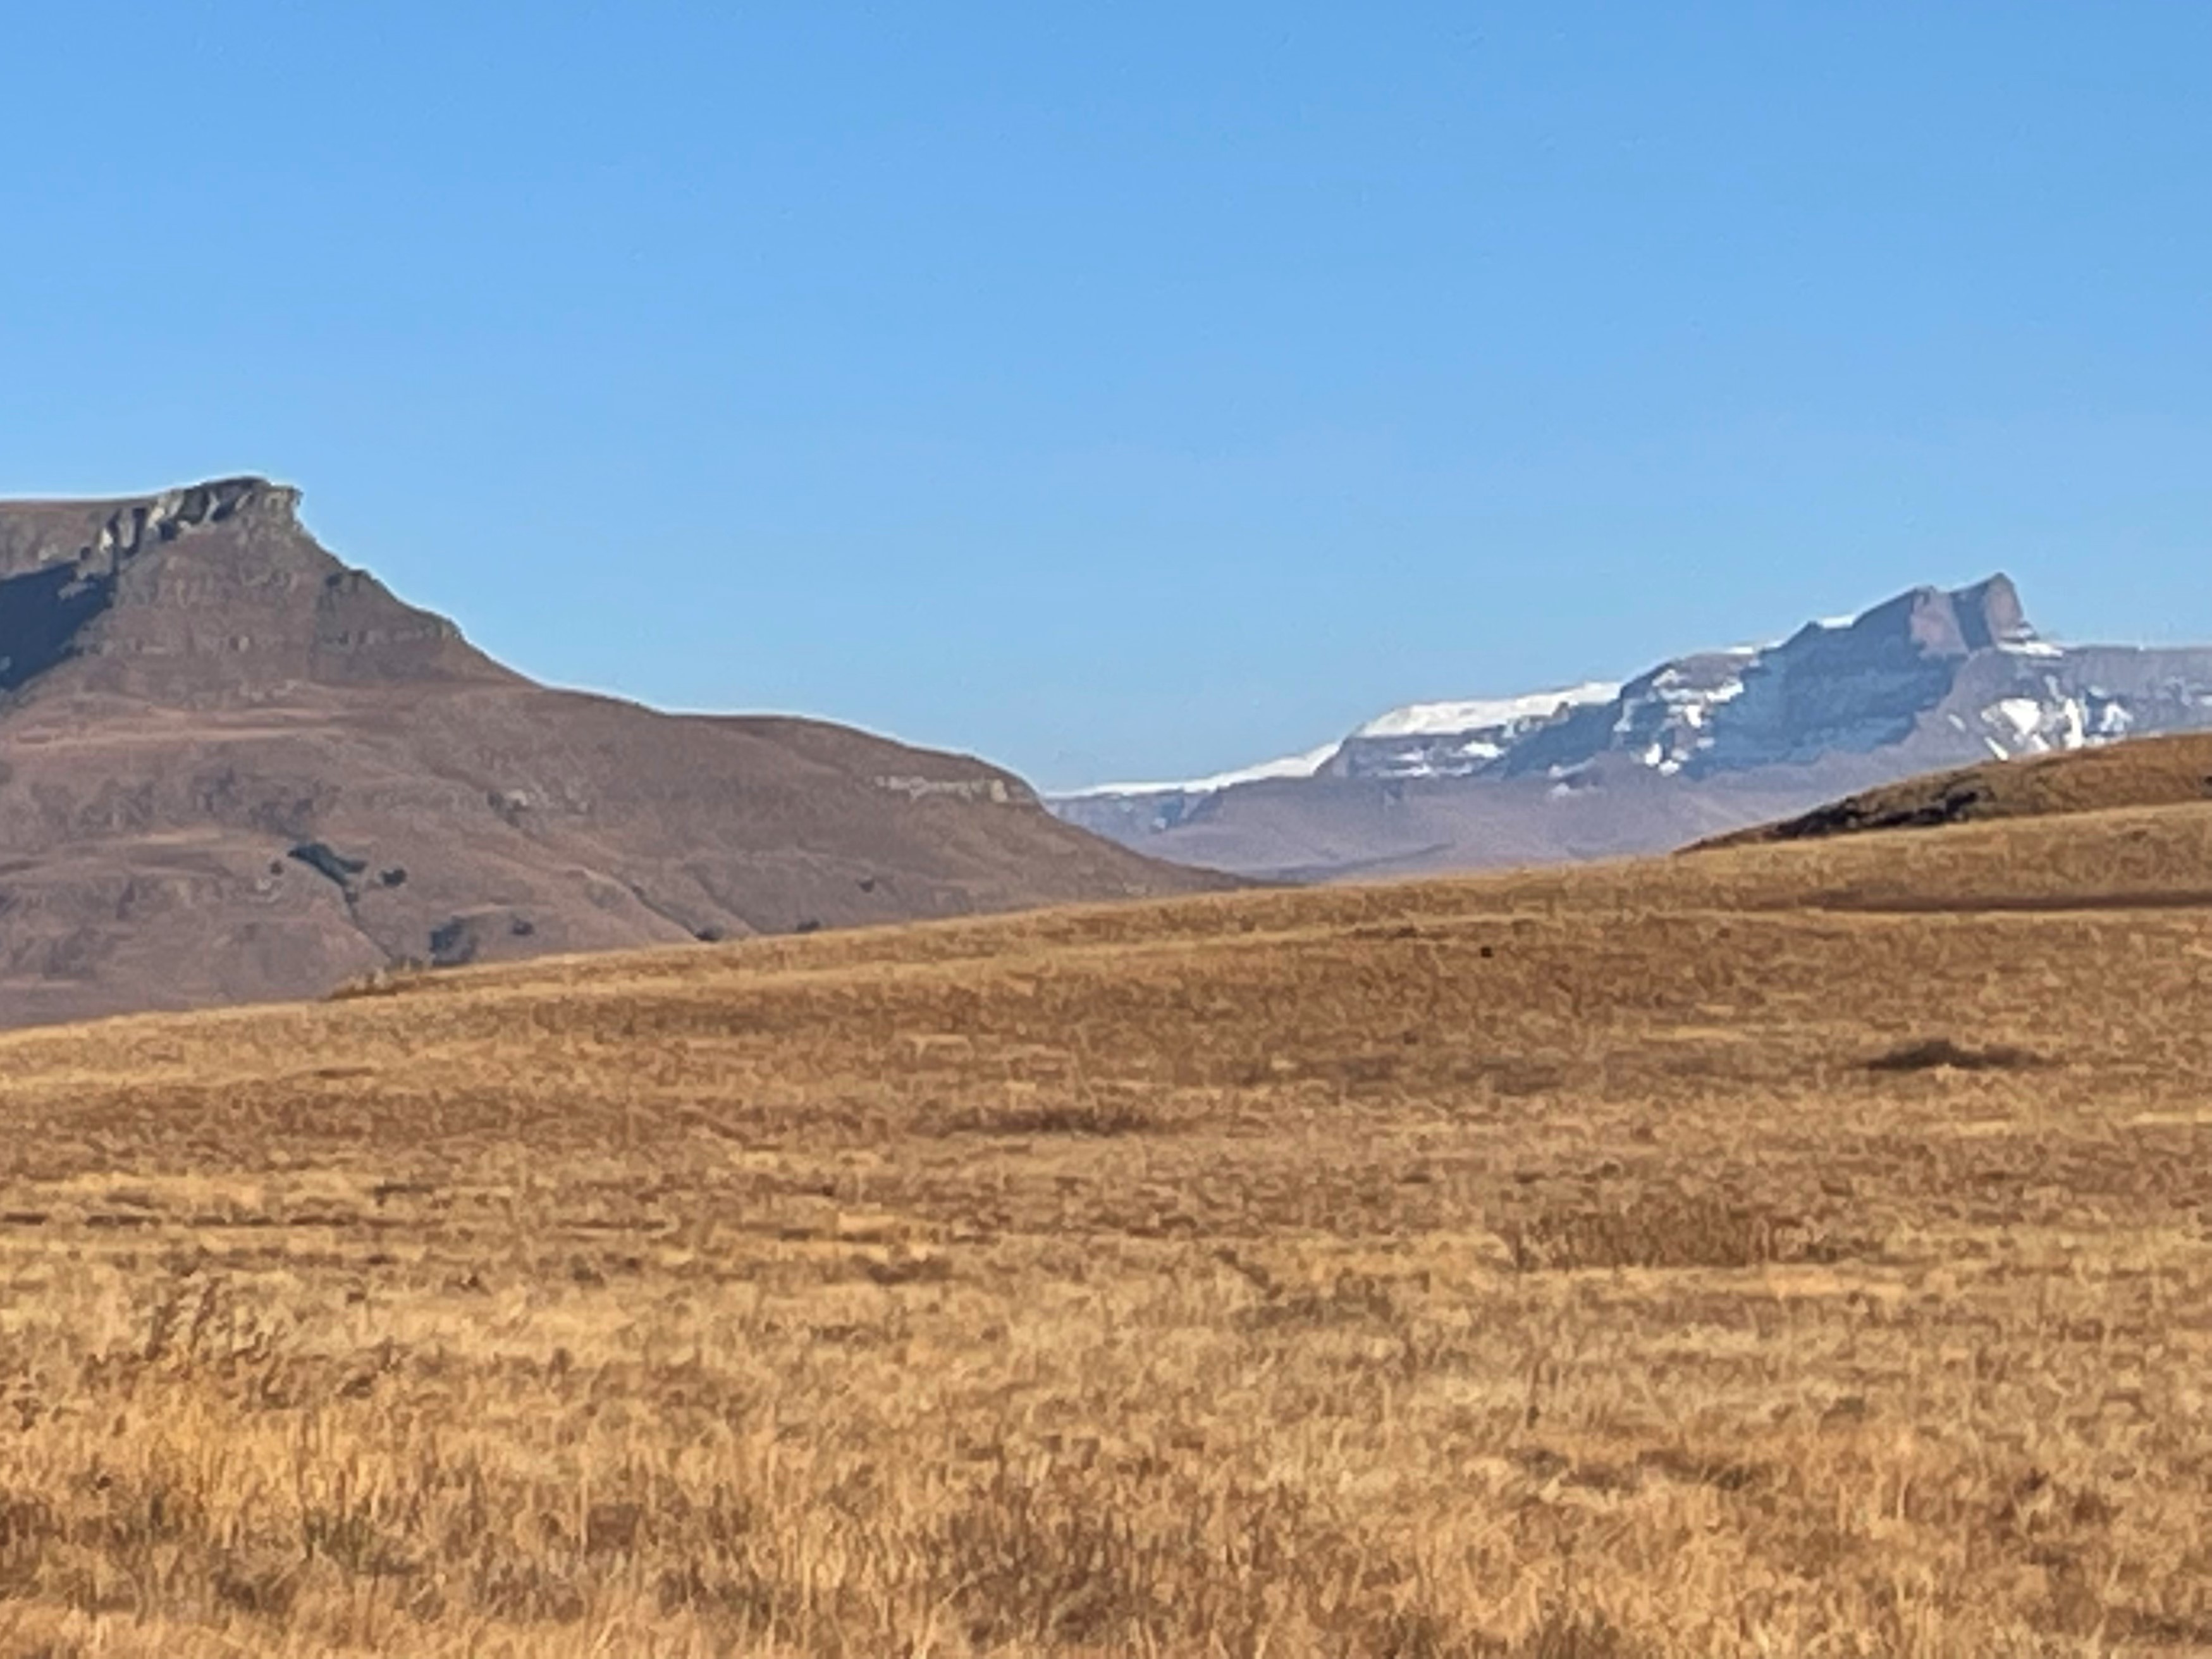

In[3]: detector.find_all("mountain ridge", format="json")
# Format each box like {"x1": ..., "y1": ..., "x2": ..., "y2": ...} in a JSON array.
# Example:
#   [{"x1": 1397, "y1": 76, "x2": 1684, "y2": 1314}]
[
  {"x1": 1052, "y1": 574, "x2": 2212, "y2": 879},
  {"x1": 0, "y1": 477, "x2": 1229, "y2": 1028},
  {"x1": 0, "y1": 476, "x2": 510, "y2": 699}
]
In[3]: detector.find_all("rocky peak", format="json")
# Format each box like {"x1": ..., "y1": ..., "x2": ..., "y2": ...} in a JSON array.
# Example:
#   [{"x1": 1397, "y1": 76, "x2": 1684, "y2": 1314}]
[
  {"x1": 92, "y1": 476, "x2": 302, "y2": 561},
  {"x1": 1941, "y1": 573, "x2": 2032, "y2": 651},
  {"x1": 0, "y1": 477, "x2": 509, "y2": 702},
  {"x1": 0, "y1": 476, "x2": 301, "y2": 577},
  {"x1": 1058, "y1": 573, "x2": 2212, "y2": 820},
  {"x1": 1836, "y1": 574, "x2": 2033, "y2": 659}
]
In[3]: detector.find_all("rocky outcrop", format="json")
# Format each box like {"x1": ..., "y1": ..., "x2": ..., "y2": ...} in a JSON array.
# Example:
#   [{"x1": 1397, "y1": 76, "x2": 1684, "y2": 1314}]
[
  {"x1": 0, "y1": 483, "x2": 302, "y2": 690},
  {"x1": 0, "y1": 478, "x2": 505, "y2": 702},
  {"x1": 0, "y1": 477, "x2": 297, "y2": 576},
  {"x1": 875, "y1": 774, "x2": 1024, "y2": 805},
  {"x1": 87, "y1": 478, "x2": 298, "y2": 569}
]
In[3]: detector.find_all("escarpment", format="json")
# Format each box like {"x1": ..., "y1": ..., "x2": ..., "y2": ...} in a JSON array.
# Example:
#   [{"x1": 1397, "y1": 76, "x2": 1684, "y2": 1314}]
[
  {"x1": 0, "y1": 476, "x2": 290, "y2": 574},
  {"x1": 0, "y1": 478, "x2": 1224, "y2": 1027},
  {"x1": 0, "y1": 478, "x2": 507, "y2": 703}
]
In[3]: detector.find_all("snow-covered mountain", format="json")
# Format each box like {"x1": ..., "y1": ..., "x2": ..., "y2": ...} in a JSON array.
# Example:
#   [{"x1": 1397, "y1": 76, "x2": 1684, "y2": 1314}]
[{"x1": 1052, "y1": 576, "x2": 2212, "y2": 877}]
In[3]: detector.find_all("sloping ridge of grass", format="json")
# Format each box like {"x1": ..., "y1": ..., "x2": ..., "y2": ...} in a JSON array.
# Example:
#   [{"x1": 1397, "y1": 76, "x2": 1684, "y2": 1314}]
[
  {"x1": 0, "y1": 762, "x2": 2208, "y2": 1652},
  {"x1": 1694, "y1": 730, "x2": 2212, "y2": 850}
]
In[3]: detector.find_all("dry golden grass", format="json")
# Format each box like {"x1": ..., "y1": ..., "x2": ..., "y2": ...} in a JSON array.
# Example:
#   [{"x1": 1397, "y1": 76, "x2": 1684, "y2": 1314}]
[
  {"x1": 0, "y1": 803, "x2": 2209, "y2": 1653},
  {"x1": 1705, "y1": 730, "x2": 2212, "y2": 848}
]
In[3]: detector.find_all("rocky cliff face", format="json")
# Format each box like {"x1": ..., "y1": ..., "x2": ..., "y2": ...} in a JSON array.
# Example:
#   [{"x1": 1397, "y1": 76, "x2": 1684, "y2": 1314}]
[
  {"x1": 0, "y1": 477, "x2": 291, "y2": 574},
  {"x1": 1488, "y1": 575, "x2": 2103, "y2": 780},
  {"x1": 0, "y1": 478, "x2": 508, "y2": 701},
  {"x1": 1053, "y1": 575, "x2": 2212, "y2": 879}
]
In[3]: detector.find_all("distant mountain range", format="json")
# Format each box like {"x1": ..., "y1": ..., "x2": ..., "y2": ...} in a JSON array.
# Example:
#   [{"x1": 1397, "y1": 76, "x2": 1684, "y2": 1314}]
[
  {"x1": 0, "y1": 478, "x2": 1224, "y2": 1027},
  {"x1": 1051, "y1": 576, "x2": 2212, "y2": 880}
]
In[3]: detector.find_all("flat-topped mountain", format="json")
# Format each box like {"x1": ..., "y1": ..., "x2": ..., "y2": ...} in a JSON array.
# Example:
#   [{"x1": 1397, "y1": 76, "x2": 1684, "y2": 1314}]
[
  {"x1": 1054, "y1": 576, "x2": 2212, "y2": 879},
  {"x1": 0, "y1": 478, "x2": 509, "y2": 698},
  {"x1": 0, "y1": 478, "x2": 1227, "y2": 1027}
]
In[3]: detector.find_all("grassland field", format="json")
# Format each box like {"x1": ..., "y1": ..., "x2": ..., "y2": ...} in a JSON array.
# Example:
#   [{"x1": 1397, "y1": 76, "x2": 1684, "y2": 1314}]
[{"x1": 0, "y1": 799, "x2": 2209, "y2": 1655}]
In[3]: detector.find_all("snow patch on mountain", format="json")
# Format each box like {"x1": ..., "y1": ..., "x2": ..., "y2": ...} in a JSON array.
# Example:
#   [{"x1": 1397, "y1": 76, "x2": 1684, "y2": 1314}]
[
  {"x1": 1052, "y1": 575, "x2": 2212, "y2": 815},
  {"x1": 1354, "y1": 682, "x2": 1619, "y2": 740},
  {"x1": 1060, "y1": 743, "x2": 1339, "y2": 801},
  {"x1": 1970, "y1": 685, "x2": 2140, "y2": 759}
]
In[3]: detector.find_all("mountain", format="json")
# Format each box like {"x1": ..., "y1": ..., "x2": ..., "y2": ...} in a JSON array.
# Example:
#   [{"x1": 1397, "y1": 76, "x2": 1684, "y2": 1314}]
[
  {"x1": 0, "y1": 478, "x2": 1228, "y2": 1027},
  {"x1": 1052, "y1": 576, "x2": 2212, "y2": 880}
]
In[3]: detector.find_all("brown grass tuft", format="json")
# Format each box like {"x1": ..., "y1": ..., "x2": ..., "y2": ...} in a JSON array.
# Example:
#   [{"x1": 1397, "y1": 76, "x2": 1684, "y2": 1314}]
[
  {"x1": 938, "y1": 1094, "x2": 1162, "y2": 1137},
  {"x1": 1504, "y1": 1192, "x2": 1859, "y2": 1271},
  {"x1": 1866, "y1": 1037, "x2": 2046, "y2": 1073},
  {"x1": 325, "y1": 963, "x2": 441, "y2": 1001}
]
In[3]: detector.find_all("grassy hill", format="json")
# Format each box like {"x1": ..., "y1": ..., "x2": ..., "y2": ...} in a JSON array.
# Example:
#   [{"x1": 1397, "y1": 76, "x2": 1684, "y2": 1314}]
[
  {"x1": 1700, "y1": 728, "x2": 2212, "y2": 848},
  {"x1": 0, "y1": 784, "x2": 2209, "y2": 1653}
]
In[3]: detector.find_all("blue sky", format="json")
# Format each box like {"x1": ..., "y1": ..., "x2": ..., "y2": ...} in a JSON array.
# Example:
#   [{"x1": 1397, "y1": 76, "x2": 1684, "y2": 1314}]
[{"x1": 2, "y1": 3, "x2": 2204, "y2": 788}]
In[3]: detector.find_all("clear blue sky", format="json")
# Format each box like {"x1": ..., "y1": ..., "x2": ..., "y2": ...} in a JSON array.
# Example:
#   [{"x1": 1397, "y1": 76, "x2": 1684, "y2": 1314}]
[{"x1": 3, "y1": 3, "x2": 2204, "y2": 789}]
